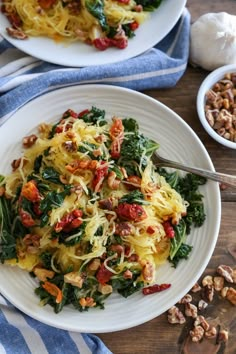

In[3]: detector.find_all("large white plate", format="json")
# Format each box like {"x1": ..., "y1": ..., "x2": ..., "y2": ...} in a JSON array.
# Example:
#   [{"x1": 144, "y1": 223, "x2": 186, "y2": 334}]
[
  {"x1": 0, "y1": 0, "x2": 186, "y2": 67},
  {"x1": 0, "y1": 84, "x2": 221, "y2": 333}
]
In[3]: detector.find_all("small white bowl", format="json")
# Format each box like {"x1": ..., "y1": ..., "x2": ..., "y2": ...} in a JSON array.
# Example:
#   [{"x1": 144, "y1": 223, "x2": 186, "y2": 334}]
[{"x1": 197, "y1": 64, "x2": 236, "y2": 149}]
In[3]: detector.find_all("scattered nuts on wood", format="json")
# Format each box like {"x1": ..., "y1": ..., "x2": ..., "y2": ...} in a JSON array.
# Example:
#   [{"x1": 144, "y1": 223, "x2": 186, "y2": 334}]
[
  {"x1": 167, "y1": 306, "x2": 186, "y2": 324},
  {"x1": 213, "y1": 276, "x2": 224, "y2": 291},
  {"x1": 217, "y1": 265, "x2": 234, "y2": 283},
  {"x1": 202, "y1": 275, "x2": 213, "y2": 287},
  {"x1": 189, "y1": 325, "x2": 205, "y2": 342},
  {"x1": 226, "y1": 287, "x2": 236, "y2": 305},
  {"x1": 191, "y1": 282, "x2": 202, "y2": 293},
  {"x1": 185, "y1": 303, "x2": 198, "y2": 318}
]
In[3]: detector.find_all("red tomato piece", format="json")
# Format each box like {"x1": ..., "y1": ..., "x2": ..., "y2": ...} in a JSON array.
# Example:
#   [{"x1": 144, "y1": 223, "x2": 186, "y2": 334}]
[
  {"x1": 19, "y1": 209, "x2": 35, "y2": 227},
  {"x1": 96, "y1": 264, "x2": 113, "y2": 284},
  {"x1": 21, "y1": 180, "x2": 41, "y2": 203},
  {"x1": 116, "y1": 203, "x2": 147, "y2": 222}
]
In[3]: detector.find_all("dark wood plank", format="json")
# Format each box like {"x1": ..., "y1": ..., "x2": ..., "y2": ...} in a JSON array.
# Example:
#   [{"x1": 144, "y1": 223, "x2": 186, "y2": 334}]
[{"x1": 97, "y1": 203, "x2": 236, "y2": 354}]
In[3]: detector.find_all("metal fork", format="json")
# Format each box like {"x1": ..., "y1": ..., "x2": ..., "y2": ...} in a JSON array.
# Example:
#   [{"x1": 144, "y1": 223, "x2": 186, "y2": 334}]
[{"x1": 152, "y1": 152, "x2": 236, "y2": 188}]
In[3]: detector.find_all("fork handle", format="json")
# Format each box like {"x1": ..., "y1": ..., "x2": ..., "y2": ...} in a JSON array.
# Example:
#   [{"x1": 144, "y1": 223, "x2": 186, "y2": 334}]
[{"x1": 156, "y1": 157, "x2": 236, "y2": 188}]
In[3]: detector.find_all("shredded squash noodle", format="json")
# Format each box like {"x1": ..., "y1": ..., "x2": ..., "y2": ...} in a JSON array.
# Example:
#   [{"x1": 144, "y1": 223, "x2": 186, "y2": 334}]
[
  {"x1": 1, "y1": 0, "x2": 163, "y2": 50},
  {"x1": 0, "y1": 106, "x2": 205, "y2": 313}
]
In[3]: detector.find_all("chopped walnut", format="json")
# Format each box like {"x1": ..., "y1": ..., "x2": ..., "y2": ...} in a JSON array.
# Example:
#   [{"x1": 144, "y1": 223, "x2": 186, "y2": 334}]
[
  {"x1": 185, "y1": 303, "x2": 198, "y2": 318},
  {"x1": 198, "y1": 299, "x2": 208, "y2": 311},
  {"x1": 33, "y1": 267, "x2": 55, "y2": 282},
  {"x1": 179, "y1": 294, "x2": 192, "y2": 304},
  {"x1": 232, "y1": 269, "x2": 236, "y2": 283},
  {"x1": 205, "y1": 326, "x2": 217, "y2": 339},
  {"x1": 218, "y1": 329, "x2": 229, "y2": 342},
  {"x1": 190, "y1": 325, "x2": 204, "y2": 342},
  {"x1": 22, "y1": 134, "x2": 38, "y2": 148},
  {"x1": 202, "y1": 275, "x2": 213, "y2": 287},
  {"x1": 63, "y1": 140, "x2": 77, "y2": 152},
  {"x1": 98, "y1": 283, "x2": 113, "y2": 295},
  {"x1": 217, "y1": 265, "x2": 234, "y2": 283},
  {"x1": 191, "y1": 282, "x2": 202, "y2": 293},
  {"x1": 194, "y1": 315, "x2": 210, "y2": 331},
  {"x1": 213, "y1": 276, "x2": 224, "y2": 291},
  {"x1": 88, "y1": 258, "x2": 101, "y2": 271},
  {"x1": 167, "y1": 306, "x2": 186, "y2": 324},
  {"x1": 203, "y1": 284, "x2": 214, "y2": 302},
  {"x1": 221, "y1": 286, "x2": 229, "y2": 298},
  {"x1": 6, "y1": 27, "x2": 28, "y2": 39},
  {"x1": 226, "y1": 287, "x2": 236, "y2": 305},
  {"x1": 64, "y1": 272, "x2": 84, "y2": 288}
]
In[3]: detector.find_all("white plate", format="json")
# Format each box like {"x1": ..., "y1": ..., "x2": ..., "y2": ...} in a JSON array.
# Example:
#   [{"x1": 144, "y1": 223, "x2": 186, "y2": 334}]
[
  {"x1": 0, "y1": 0, "x2": 186, "y2": 67},
  {"x1": 0, "y1": 84, "x2": 221, "y2": 333}
]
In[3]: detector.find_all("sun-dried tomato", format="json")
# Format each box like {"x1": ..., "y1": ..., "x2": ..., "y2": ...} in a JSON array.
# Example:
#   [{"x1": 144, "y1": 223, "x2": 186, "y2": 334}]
[
  {"x1": 142, "y1": 283, "x2": 171, "y2": 295},
  {"x1": 96, "y1": 263, "x2": 113, "y2": 284},
  {"x1": 77, "y1": 109, "x2": 90, "y2": 118},
  {"x1": 54, "y1": 209, "x2": 83, "y2": 233},
  {"x1": 38, "y1": 0, "x2": 57, "y2": 10},
  {"x1": 163, "y1": 221, "x2": 175, "y2": 238},
  {"x1": 21, "y1": 180, "x2": 41, "y2": 203},
  {"x1": 116, "y1": 203, "x2": 147, "y2": 222},
  {"x1": 129, "y1": 21, "x2": 139, "y2": 31},
  {"x1": 92, "y1": 161, "x2": 108, "y2": 193},
  {"x1": 19, "y1": 209, "x2": 35, "y2": 228}
]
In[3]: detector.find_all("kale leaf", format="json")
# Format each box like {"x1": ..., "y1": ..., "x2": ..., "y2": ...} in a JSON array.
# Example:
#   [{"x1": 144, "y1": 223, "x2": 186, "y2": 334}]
[
  {"x1": 42, "y1": 167, "x2": 62, "y2": 185},
  {"x1": 120, "y1": 132, "x2": 159, "y2": 168},
  {"x1": 169, "y1": 243, "x2": 193, "y2": 268},
  {"x1": 85, "y1": 1, "x2": 109, "y2": 32},
  {"x1": 0, "y1": 197, "x2": 17, "y2": 262},
  {"x1": 119, "y1": 190, "x2": 147, "y2": 205},
  {"x1": 79, "y1": 106, "x2": 107, "y2": 126}
]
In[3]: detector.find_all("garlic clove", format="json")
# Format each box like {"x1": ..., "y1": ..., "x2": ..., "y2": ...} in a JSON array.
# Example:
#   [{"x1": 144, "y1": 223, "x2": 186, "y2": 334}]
[{"x1": 190, "y1": 12, "x2": 236, "y2": 71}]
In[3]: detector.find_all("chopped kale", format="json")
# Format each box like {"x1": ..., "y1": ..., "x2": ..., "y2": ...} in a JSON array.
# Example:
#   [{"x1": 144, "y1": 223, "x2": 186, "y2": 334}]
[
  {"x1": 169, "y1": 243, "x2": 193, "y2": 268},
  {"x1": 42, "y1": 167, "x2": 62, "y2": 185},
  {"x1": 79, "y1": 106, "x2": 107, "y2": 126},
  {"x1": 120, "y1": 132, "x2": 159, "y2": 168},
  {"x1": 119, "y1": 190, "x2": 147, "y2": 205},
  {"x1": 85, "y1": 0, "x2": 109, "y2": 32},
  {"x1": 0, "y1": 197, "x2": 17, "y2": 262}
]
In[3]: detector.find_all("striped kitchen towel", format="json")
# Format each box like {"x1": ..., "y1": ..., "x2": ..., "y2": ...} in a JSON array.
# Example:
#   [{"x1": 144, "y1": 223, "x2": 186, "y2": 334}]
[
  {"x1": 0, "y1": 294, "x2": 112, "y2": 354},
  {"x1": 0, "y1": 8, "x2": 190, "y2": 125}
]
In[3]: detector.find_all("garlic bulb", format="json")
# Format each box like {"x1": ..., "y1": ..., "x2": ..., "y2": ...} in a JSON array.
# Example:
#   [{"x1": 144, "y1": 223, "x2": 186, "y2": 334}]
[{"x1": 190, "y1": 12, "x2": 236, "y2": 71}]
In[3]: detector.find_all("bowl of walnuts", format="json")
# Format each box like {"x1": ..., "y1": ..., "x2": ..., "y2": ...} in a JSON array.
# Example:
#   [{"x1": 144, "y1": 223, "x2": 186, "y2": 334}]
[{"x1": 197, "y1": 64, "x2": 236, "y2": 149}]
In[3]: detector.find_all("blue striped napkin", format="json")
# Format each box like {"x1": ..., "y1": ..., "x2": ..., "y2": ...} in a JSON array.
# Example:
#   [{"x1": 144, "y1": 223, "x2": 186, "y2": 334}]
[
  {"x1": 0, "y1": 8, "x2": 190, "y2": 354},
  {"x1": 0, "y1": 294, "x2": 112, "y2": 354},
  {"x1": 0, "y1": 8, "x2": 190, "y2": 125}
]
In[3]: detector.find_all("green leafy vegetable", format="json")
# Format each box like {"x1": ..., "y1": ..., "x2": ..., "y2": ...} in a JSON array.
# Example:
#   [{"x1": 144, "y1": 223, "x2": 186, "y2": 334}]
[
  {"x1": 119, "y1": 190, "x2": 147, "y2": 205},
  {"x1": 85, "y1": 0, "x2": 109, "y2": 32},
  {"x1": 169, "y1": 219, "x2": 187, "y2": 261},
  {"x1": 42, "y1": 167, "x2": 62, "y2": 185},
  {"x1": 169, "y1": 243, "x2": 193, "y2": 268},
  {"x1": 79, "y1": 106, "x2": 107, "y2": 126},
  {"x1": 111, "y1": 270, "x2": 143, "y2": 298},
  {"x1": 0, "y1": 197, "x2": 17, "y2": 262},
  {"x1": 39, "y1": 188, "x2": 71, "y2": 227},
  {"x1": 120, "y1": 132, "x2": 159, "y2": 168},
  {"x1": 122, "y1": 118, "x2": 139, "y2": 132}
]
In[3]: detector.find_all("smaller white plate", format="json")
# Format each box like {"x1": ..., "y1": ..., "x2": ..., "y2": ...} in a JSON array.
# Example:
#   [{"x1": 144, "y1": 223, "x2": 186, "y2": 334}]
[{"x1": 0, "y1": 0, "x2": 186, "y2": 67}]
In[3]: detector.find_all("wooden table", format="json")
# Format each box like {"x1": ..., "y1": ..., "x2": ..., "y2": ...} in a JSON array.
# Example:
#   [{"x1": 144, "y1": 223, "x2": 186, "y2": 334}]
[{"x1": 97, "y1": 1, "x2": 236, "y2": 353}]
